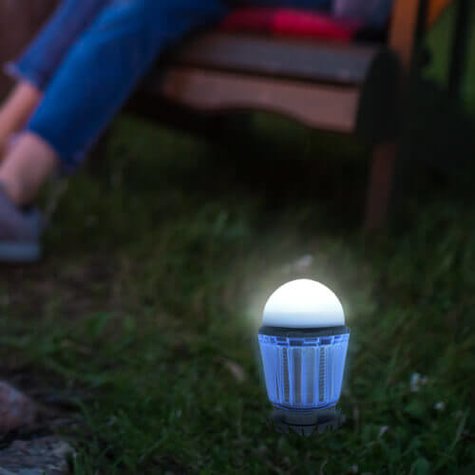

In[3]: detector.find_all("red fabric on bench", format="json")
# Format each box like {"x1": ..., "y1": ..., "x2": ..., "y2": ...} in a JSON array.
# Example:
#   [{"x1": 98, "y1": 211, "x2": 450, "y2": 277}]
[{"x1": 220, "y1": 7, "x2": 362, "y2": 42}]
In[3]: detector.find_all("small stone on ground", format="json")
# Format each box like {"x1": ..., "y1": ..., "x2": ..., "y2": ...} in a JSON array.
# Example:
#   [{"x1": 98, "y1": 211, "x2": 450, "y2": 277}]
[
  {"x1": 0, "y1": 436, "x2": 73, "y2": 475},
  {"x1": 0, "y1": 382, "x2": 37, "y2": 433}
]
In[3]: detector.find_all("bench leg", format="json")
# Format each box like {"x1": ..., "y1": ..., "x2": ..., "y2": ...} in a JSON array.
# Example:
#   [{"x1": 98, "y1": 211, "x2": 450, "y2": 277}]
[{"x1": 364, "y1": 142, "x2": 398, "y2": 231}]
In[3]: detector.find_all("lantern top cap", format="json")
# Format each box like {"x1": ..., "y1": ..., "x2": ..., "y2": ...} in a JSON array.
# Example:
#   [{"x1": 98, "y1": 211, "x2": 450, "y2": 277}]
[{"x1": 262, "y1": 279, "x2": 345, "y2": 329}]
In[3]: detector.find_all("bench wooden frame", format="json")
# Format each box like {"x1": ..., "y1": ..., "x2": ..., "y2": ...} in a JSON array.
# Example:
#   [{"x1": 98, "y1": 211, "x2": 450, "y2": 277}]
[
  {"x1": 2, "y1": 0, "x2": 463, "y2": 230},
  {"x1": 129, "y1": 0, "x2": 437, "y2": 230}
]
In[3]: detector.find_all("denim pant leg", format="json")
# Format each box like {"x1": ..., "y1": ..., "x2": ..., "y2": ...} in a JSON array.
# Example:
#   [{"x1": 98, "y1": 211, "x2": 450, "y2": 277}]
[
  {"x1": 26, "y1": 0, "x2": 229, "y2": 171},
  {"x1": 5, "y1": 0, "x2": 110, "y2": 91}
]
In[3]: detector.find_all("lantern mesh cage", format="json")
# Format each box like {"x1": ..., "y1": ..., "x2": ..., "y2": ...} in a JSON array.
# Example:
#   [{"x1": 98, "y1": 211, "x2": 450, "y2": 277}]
[{"x1": 258, "y1": 331, "x2": 349, "y2": 409}]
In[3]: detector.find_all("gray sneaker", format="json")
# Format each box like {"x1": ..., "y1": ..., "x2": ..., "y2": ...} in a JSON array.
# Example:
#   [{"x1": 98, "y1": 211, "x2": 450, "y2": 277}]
[{"x1": 0, "y1": 186, "x2": 42, "y2": 263}]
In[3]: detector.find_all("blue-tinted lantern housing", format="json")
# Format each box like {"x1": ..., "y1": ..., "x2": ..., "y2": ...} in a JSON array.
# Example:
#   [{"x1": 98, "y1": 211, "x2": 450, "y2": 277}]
[{"x1": 258, "y1": 327, "x2": 349, "y2": 410}]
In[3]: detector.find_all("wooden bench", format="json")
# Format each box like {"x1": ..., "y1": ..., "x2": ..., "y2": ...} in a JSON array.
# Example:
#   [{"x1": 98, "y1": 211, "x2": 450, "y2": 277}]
[
  {"x1": 129, "y1": 0, "x2": 444, "y2": 230},
  {"x1": 1, "y1": 0, "x2": 465, "y2": 230}
]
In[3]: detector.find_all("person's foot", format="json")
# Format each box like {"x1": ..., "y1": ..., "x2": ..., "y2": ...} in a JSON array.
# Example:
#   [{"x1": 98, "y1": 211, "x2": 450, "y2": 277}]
[
  {"x1": 0, "y1": 381, "x2": 38, "y2": 433},
  {"x1": 0, "y1": 185, "x2": 42, "y2": 263}
]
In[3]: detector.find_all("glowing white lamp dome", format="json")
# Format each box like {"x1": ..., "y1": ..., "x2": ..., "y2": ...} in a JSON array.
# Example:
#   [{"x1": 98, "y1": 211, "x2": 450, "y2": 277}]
[{"x1": 263, "y1": 279, "x2": 345, "y2": 329}]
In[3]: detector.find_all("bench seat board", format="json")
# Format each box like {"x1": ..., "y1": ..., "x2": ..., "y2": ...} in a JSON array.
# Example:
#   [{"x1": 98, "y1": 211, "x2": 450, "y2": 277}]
[{"x1": 154, "y1": 66, "x2": 359, "y2": 132}]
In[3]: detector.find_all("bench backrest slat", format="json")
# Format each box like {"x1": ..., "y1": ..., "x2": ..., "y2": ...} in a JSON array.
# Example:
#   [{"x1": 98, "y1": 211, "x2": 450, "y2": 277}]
[{"x1": 171, "y1": 33, "x2": 380, "y2": 86}]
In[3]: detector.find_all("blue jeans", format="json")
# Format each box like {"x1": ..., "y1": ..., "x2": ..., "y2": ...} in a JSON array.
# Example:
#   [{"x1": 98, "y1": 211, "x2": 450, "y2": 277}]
[{"x1": 7, "y1": 0, "x2": 332, "y2": 170}]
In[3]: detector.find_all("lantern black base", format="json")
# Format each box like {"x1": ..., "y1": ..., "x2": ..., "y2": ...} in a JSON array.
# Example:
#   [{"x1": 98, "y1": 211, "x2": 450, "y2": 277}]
[{"x1": 271, "y1": 406, "x2": 345, "y2": 436}]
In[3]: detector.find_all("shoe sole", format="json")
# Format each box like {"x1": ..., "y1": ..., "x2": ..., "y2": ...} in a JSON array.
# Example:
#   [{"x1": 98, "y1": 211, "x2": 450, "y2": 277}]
[{"x1": 0, "y1": 242, "x2": 41, "y2": 263}]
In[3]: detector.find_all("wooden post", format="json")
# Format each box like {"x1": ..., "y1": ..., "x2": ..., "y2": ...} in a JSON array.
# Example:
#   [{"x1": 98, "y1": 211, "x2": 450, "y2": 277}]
[
  {"x1": 364, "y1": 142, "x2": 398, "y2": 231},
  {"x1": 364, "y1": 0, "x2": 428, "y2": 230}
]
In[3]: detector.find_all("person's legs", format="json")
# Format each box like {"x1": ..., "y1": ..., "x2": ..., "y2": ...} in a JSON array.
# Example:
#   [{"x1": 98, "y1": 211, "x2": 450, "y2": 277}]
[
  {"x1": 0, "y1": 133, "x2": 57, "y2": 205},
  {"x1": 0, "y1": 83, "x2": 41, "y2": 154},
  {"x1": 0, "y1": 0, "x2": 228, "y2": 262},
  {"x1": 0, "y1": 0, "x2": 110, "y2": 153},
  {"x1": 5, "y1": 0, "x2": 110, "y2": 92},
  {"x1": 0, "y1": 0, "x2": 229, "y2": 207}
]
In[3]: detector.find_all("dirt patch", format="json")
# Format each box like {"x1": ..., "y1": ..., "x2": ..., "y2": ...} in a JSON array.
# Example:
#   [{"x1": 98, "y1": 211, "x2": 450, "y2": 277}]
[{"x1": 0, "y1": 255, "x2": 118, "y2": 320}]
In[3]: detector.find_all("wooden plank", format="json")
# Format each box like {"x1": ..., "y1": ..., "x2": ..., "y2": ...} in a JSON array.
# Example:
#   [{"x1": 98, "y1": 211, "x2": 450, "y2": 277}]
[
  {"x1": 154, "y1": 67, "x2": 359, "y2": 133},
  {"x1": 170, "y1": 32, "x2": 379, "y2": 86}
]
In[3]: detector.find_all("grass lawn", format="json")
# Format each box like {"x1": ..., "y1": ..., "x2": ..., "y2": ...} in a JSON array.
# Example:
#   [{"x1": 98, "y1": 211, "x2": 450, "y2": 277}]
[
  {"x1": 0, "y1": 114, "x2": 472, "y2": 474},
  {"x1": 0, "y1": 8, "x2": 474, "y2": 475}
]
